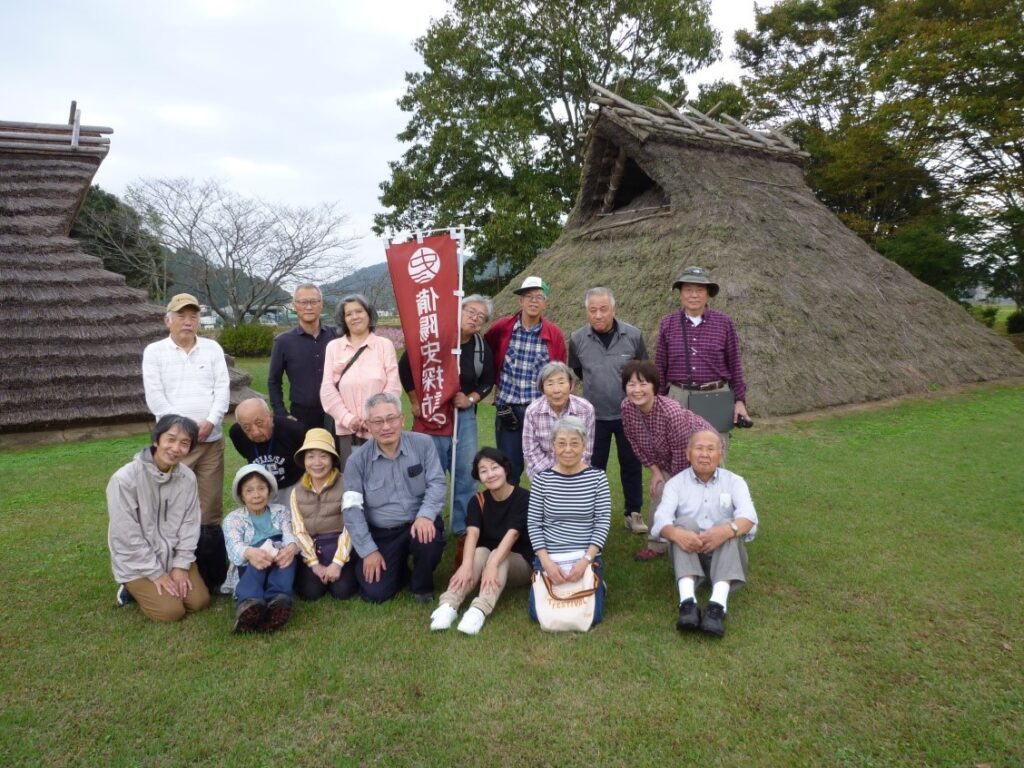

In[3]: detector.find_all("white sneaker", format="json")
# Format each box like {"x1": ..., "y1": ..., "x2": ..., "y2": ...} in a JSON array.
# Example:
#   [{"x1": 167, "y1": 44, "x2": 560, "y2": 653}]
[
  {"x1": 457, "y1": 607, "x2": 486, "y2": 635},
  {"x1": 429, "y1": 604, "x2": 458, "y2": 631},
  {"x1": 625, "y1": 511, "x2": 649, "y2": 534}
]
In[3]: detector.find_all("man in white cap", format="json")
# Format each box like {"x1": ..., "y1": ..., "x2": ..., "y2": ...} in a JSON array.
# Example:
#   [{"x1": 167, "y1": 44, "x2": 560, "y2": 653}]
[
  {"x1": 142, "y1": 292, "x2": 231, "y2": 593},
  {"x1": 484, "y1": 276, "x2": 566, "y2": 484}
]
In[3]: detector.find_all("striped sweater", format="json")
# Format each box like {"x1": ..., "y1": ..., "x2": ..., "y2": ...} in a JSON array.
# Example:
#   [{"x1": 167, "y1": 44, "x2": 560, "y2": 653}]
[{"x1": 527, "y1": 466, "x2": 611, "y2": 555}]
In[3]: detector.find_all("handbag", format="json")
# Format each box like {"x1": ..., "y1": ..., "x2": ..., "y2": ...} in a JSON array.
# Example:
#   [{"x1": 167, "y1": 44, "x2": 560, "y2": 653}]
[
  {"x1": 531, "y1": 564, "x2": 601, "y2": 632},
  {"x1": 680, "y1": 313, "x2": 735, "y2": 433}
]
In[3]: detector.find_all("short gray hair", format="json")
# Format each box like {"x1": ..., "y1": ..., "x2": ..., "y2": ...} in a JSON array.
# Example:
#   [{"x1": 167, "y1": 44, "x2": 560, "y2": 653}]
[
  {"x1": 584, "y1": 287, "x2": 615, "y2": 308},
  {"x1": 462, "y1": 294, "x2": 493, "y2": 321},
  {"x1": 537, "y1": 361, "x2": 576, "y2": 390},
  {"x1": 365, "y1": 391, "x2": 402, "y2": 416},
  {"x1": 293, "y1": 283, "x2": 322, "y2": 300},
  {"x1": 551, "y1": 415, "x2": 588, "y2": 444}
]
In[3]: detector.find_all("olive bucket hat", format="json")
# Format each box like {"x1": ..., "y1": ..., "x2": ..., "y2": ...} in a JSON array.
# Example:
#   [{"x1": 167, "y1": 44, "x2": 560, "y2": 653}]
[
  {"x1": 293, "y1": 427, "x2": 340, "y2": 467},
  {"x1": 672, "y1": 266, "x2": 720, "y2": 297}
]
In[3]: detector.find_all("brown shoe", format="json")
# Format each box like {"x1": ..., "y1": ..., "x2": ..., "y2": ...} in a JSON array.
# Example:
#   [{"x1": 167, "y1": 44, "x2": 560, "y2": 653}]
[
  {"x1": 634, "y1": 547, "x2": 666, "y2": 561},
  {"x1": 259, "y1": 596, "x2": 292, "y2": 633},
  {"x1": 232, "y1": 598, "x2": 265, "y2": 634},
  {"x1": 452, "y1": 534, "x2": 467, "y2": 570}
]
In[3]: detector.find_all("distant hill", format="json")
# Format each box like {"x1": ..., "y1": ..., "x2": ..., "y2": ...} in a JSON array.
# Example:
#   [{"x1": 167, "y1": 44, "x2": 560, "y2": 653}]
[{"x1": 322, "y1": 262, "x2": 396, "y2": 312}]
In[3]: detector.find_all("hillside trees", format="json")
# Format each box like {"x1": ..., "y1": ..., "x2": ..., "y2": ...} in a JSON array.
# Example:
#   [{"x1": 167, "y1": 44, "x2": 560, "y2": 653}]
[
  {"x1": 375, "y1": 0, "x2": 718, "y2": 294},
  {"x1": 127, "y1": 178, "x2": 356, "y2": 325}
]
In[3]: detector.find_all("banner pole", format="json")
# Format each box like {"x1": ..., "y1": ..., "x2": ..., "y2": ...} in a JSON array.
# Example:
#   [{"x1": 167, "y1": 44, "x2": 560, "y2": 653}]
[{"x1": 448, "y1": 226, "x2": 466, "y2": 534}]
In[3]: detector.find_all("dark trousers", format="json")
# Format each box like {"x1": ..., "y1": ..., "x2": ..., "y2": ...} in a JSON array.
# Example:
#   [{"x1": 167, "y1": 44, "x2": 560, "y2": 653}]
[
  {"x1": 494, "y1": 403, "x2": 528, "y2": 485},
  {"x1": 295, "y1": 560, "x2": 358, "y2": 601},
  {"x1": 290, "y1": 403, "x2": 328, "y2": 432},
  {"x1": 591, "y1": 418, "x2": 643, "y2": 514},
  {"x1": 196, "y1": 524, "x2": 228, "y2": 594},
  {"x1": 235, "y1": 537, "x2": 296, "y2": 604},
  {"x1": 355, "y1": 518, "x2": 446, "y2": 603}
]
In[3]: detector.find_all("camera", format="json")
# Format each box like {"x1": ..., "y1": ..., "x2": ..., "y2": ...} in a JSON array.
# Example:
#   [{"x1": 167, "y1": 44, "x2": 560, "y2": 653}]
[{"x1": 734, "y1": 415, "x2": 754, "y2": 429}]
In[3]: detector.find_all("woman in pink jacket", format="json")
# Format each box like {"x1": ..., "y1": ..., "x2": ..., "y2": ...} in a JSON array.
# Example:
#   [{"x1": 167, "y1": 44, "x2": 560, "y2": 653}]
[{"x1": 320, "y1": 294, "x2": 401, "y2": 471}]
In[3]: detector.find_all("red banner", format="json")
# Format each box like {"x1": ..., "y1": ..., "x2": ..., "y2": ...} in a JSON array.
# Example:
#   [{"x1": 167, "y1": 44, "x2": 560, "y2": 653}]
[{"x1": 385, "y1": 234, "x2": 461, "y2": 436}]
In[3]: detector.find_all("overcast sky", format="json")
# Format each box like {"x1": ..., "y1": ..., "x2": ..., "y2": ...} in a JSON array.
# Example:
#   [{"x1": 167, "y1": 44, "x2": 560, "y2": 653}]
[{"x1": 2, "y1": 0, "x2": 765, "y2": 269}]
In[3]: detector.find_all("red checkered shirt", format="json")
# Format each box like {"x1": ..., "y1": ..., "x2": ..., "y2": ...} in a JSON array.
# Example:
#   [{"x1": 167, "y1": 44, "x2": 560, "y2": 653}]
[
  {"x1": 620, "y1": 395, "x2": 714, "y2": 477},
  {"x1": 655, "y1": 308, "x2": 747, "y2": 402}
]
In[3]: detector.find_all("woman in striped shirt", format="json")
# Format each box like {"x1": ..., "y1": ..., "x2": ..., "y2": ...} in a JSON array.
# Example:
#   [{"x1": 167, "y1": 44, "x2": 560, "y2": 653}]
[{"x1": 527, "y1": 416, "x2": 611, "y2": 625}]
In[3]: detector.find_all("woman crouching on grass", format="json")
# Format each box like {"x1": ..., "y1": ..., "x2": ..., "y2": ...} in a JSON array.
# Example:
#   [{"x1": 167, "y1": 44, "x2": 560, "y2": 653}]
[
  {"x1": 429, "y1": 448, "x2": 532, "y2": 635},
  {"x1": 290, "y1": 428, "x2": 356, "y2": 601},
  {"x1": 222, "y1": 464, "x2": 298, "y2": 633}
]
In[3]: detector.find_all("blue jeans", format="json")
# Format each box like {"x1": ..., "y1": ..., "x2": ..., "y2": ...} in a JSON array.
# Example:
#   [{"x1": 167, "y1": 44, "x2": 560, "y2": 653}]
[
  {"x1": 494, "y1": 403, "x2": 528, "y2": 485},
  {"x1": 528, "y1": 556, "x2": 605, "y2": 627},
  {"x1": 235, "y1": 537, "x2": 296, "y2": 605},
  {"x1": 450, "y1": 407, "x2": 477, "y2": 534}
]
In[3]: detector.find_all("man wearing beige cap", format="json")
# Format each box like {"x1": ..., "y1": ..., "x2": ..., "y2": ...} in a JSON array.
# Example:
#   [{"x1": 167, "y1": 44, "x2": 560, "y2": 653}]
[
  {"x1": 142, "y1": 293, "x2": 231, "y2": 593},
  {"x1": 484, "y1": 276, "x2": 566, "y2": 484}
]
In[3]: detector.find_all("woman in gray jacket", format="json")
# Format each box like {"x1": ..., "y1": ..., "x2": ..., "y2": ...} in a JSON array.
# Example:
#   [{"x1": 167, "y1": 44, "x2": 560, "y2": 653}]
[{"x1": 106, "y1": 414, "x2": 211, "y2": 622}]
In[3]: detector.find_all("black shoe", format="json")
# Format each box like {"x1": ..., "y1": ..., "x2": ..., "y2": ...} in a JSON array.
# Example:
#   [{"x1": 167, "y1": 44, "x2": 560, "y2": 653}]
[
  {"x1": 700, "y1": 601, "x2": 726, "y2": 637},
  {"x1": 676, "y1": 599, "x2": 701, "y2": 632},
  {"x1": 259, "y1": 596, "x2": 292, "y2": 633},
  {"x1": 413, "y1": 592, "x2": 434, "y2": 604},
  {"x1": 233, "y1": 598, "x2": 266, "y2": 634}
]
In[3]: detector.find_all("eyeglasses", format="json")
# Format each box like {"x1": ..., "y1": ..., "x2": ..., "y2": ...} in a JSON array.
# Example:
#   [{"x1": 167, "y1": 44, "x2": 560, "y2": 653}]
[
  {"x1": 367, "y1": 414, "x2": 403, "y2": 428},
  {"x1": 295, "y1": 299, "x2": 322, "y2": 307},
  {"x1": 521, "y1": 292, "x2": 547, "y2": 302},
  {"x1": 463, "y1": 308, "x2": 487, "y2": 321}
]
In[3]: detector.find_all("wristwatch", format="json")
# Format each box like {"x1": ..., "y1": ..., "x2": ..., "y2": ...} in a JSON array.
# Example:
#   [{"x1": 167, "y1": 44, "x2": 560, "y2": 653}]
[{"x1": 729, "y1": 522, "x2": 739, "y2": 537}]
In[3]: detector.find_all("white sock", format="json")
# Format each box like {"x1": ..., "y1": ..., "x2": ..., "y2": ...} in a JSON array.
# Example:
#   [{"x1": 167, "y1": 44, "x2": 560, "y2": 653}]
[
  {"x1": 677, "y1": 577, "x2": 696, "y2": 603},
  {"x1": 710, "y1": 581, "x2": 730, "y2": 610}
]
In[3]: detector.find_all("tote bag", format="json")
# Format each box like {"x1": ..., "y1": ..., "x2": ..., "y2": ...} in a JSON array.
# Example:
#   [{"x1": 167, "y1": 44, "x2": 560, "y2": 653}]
[{"x1": 531, "y1": 565, "x2": 601, "y2": 632}]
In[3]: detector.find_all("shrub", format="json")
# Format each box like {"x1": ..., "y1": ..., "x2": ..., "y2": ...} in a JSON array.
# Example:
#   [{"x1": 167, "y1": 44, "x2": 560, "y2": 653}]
[
  {"x1": 218, "y1": 323, "x2": 275, "y2": 357},
  {"x1": 1006, "y1": 310, "x2": 1024, "y2": 335},
  {"x1": 967, "y1": 305, "x2": 998, "y2": 328}
]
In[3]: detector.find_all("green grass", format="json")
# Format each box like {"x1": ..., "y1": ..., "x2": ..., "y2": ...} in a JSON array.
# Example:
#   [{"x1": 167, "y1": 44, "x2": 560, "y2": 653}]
[{"x1": 1, "y1": 382, "x2": 1022, "y2": 767}]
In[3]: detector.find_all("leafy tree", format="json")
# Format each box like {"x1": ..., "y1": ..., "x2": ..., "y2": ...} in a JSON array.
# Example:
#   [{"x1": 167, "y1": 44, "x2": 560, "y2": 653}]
[
  {"x1": 128, "y1": 178, "x2": 356, "y2": 326},
  {"x1": 375, "y1": 0, "x2": 719, "y2": 294},
  {"x1": 70, "y1": 185, "x2": 167, "y2": 299}
]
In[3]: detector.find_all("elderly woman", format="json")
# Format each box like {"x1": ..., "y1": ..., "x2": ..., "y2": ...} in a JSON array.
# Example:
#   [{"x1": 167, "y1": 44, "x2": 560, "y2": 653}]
[
  {"x1": 289, "y1": 428, "x2": 356, "y2": 601},
  {"x1": 429, "y1": 447, "x2": 531, "y2": 635},
  {"x1": 320, "y1": 293, "x2": 401, "y2": 472},
  {"x1": 620, "y1": 359, "x2": 715, "y2": 561},
  {"x1": 521, "y1": 362, "x2": 595, "y2": 482},
  {"x1": 527, "y1": 416, "x2": 610, "y2": 626}
]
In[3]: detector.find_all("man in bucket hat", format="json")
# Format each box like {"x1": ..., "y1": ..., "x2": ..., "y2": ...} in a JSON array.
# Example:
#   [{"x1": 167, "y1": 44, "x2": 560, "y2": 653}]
[{"x1": 484, "y1": 275, "x2": 566, "y2": 484}]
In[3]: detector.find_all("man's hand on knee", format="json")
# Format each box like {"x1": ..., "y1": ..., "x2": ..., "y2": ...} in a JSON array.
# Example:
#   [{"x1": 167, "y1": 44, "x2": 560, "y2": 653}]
[
  {"x1": 410, "y1": 517, "x2": 436, "y2": 544},
  {"x1": 362, "y1": 551, "x2": 386, "y2": 583}
]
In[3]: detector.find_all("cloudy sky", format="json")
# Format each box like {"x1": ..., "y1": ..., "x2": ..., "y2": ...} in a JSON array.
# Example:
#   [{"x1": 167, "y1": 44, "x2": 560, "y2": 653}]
[{"x1": 2, "y1": 0, "x2": 764, "y2": 269}]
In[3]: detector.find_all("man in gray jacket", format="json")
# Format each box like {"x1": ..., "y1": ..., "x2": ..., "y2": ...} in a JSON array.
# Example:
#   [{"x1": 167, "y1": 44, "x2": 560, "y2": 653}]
[
  {"x1": 107, "y1": 414, "x2": 211, "y2": 622},
  {"x1": 569, "y1": 287, "x2": 649, "y2": 534}
]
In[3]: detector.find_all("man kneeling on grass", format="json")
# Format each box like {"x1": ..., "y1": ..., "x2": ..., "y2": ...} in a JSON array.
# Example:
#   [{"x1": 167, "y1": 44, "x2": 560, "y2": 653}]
[
  {"x1": 650, "y1": 430, "x2": 759, "y2": 638},
  {"x1": 107, "y1": 414, "x2": 210, "y2": 622}
]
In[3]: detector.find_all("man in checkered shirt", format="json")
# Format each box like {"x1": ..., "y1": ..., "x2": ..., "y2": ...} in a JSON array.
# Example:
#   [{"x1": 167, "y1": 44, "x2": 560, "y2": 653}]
[{"x1": 484, "y1": 276, "x2": 566, "y2": 484}]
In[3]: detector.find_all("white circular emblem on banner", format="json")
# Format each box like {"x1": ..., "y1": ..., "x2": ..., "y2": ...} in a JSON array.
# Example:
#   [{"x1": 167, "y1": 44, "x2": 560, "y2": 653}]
[{"x1": 408, "y1": 247, "x2": 441, "y2": 284}]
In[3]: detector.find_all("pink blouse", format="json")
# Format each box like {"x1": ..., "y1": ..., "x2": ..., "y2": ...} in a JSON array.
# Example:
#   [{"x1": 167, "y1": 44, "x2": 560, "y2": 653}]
[{"x1": 319, "y1": 333, "x2": 401, "y2": 438}]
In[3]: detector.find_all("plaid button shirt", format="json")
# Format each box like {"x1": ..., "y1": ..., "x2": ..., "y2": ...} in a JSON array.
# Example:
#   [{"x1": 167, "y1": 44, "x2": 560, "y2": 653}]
[
  {"x1": 655, "y1": 308, "x2": 747, "y2": 402},
  {"x1": 620, "y1": 395, "x2": 714, "y2": 477},
  {"x1": 522, "y1": 394, "x2": 596, "y2": 481},
  {"x1": 495, "y1": 319, "x2": 550, "y2": 405}
]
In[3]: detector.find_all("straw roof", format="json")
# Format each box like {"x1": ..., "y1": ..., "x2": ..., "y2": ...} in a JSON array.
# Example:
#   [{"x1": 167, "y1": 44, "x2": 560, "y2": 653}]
[
  {"x1": 0, "y1": 106, "x2": 257, "y2": 435},
  {"x1": 489, "y1": 87, "x2": 1024, "y2": 416}
]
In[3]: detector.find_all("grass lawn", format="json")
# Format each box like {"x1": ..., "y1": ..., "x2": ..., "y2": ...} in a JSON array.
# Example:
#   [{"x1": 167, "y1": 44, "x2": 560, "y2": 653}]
[{"x1": 1, "y1": 379, "x2": 1022, "y2": 767}]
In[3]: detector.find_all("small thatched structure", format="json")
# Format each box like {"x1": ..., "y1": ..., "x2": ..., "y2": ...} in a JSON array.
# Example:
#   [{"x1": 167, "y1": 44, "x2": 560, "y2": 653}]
[
  {"x1": 0, "y1": 105, "x2": 256, "y2": 439},
  {"x1": 490, "y1": 85, "x2": 1024, "y2": 416}
]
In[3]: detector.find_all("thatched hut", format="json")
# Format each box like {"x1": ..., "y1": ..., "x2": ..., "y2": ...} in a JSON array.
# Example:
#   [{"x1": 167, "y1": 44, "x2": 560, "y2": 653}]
[
  {"x1": 489, "y1": 85, "x2": 1024, "y2": 416},
  {"x1": 0, "y1": 106, "x2": 256, "y2": 441}
]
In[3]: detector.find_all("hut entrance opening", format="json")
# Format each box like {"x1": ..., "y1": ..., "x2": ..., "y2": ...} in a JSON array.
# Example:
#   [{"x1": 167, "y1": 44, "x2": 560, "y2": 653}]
[{"x1": 587, "y1": 141, "x2": 669, "y2": 224}]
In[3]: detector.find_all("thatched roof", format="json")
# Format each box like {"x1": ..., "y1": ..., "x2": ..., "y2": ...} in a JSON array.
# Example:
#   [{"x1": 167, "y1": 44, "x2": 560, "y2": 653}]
[
  {"x1": 489, "y1": 87, "x2": 1024, "y2": 416},
  {"x1": 0, "y1": 106, "x2": 257, "y2": 435}
]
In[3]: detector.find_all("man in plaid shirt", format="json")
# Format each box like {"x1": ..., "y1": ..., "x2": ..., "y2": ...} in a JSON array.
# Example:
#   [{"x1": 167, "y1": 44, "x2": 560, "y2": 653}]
[
  {"x1": 655, "y1": 267, "x2": 749, "y2": 430},
  {"x1": 484, "y1": 276, "x2": 567, "y2": 484}
]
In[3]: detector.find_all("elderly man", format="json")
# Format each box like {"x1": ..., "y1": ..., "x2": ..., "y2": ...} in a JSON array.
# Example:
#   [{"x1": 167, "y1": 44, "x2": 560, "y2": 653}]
[
  {"x1": 485, "y1": 275, "x2": 566, "y2": 484},
  {"x1": 229, "y1": 397, "x2": 309, "y2": 505},
  {"x1": 107, "y1": 415, "x2": 211, "y2": 621},
  {"x1": 268, "y1": 283, "x2": 337, "y2": 429},
  {"x1": 650, "y1": 430, "x2": 758, "y2": 637},
  {"x1": 143, "y1": 293, "x2": 230, "y2": 593},
  {"x1": 342, "y1": 393, "x2": 447, "y2": 603},
  {"x1": 399, "y1": 294, "x2": 495, "y2": 551},
  {"x1": 655, "y1": 266, "x2": 749, "y2": 437},
  {"x1": 569, "y1": 287, "x2": 649, "y2": 534}
]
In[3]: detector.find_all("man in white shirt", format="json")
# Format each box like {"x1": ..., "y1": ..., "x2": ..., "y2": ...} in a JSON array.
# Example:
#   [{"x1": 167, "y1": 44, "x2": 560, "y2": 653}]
[
  {"x1": 142, "y1": 293, "x2": 231, "y2": 593},
  {"x1": 650, "y1": 429, "x2": 759, "y2": 637}
]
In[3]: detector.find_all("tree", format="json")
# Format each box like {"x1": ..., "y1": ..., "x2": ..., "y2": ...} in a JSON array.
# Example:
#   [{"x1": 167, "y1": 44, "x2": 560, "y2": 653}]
[
  {"x1": 70, "y1": 185, "x2": 167, "y2": 299},
  {"x1": 735, "y1": 0, "x2": 1023, "y2": 303},
  {"x1": 375, "y1": 0, "x2": 719, "y2": 294},
  {"x1": 128, "y1": 178, "x2": 356, "y2": 325}
]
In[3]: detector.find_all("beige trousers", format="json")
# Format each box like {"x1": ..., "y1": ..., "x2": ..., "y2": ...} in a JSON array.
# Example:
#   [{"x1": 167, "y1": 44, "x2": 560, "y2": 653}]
[
  {"x1": 125, "y1": 563, "x2": 211, "y2": 623},
  {"x1": 439, "y1": 547, "x2": 532, "y2": 615},
  {"x1": 179, "y1": 438, "x2": 225, "y2": 525}
]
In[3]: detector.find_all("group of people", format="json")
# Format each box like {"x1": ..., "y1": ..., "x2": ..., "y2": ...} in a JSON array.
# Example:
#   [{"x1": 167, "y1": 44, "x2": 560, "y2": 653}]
[{"x1": 108, "y1": 266, "x2": 760, "y2": 638}]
